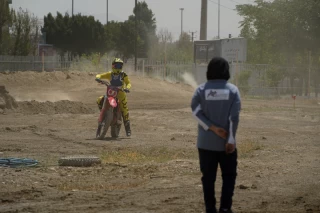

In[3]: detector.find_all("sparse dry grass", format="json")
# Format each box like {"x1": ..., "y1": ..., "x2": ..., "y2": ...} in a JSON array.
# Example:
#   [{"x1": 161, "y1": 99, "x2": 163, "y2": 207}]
[
  {"x1": 100, "y1": 147, "x2": 196, "y2": 164},
  {"x1": 238, "y1": 139, "x2": 262, "y2": 158},
  {"x1": 57, "y1": 180, "x2": 146, "y2": 191},
  {"x1": 301, "y1": 98, "x2": 320, "y2": 106},
  {"x1": 55, "y1": 148, "x2": 197, "y2": 192},
  {"x1": 242, "y1": 105, "x2": 296, "y2": 113}
]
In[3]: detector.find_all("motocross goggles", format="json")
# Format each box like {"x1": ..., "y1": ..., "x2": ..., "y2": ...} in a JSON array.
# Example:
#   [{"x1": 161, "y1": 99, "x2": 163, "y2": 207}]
[{"x1": 112, "y1": 62, "x2": 123, "y2": 69}]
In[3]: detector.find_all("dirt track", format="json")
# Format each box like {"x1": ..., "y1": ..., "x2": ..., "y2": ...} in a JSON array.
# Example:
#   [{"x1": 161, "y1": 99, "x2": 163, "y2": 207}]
[{"x1": 0, "y1": 71, "x2": 319, "y2": 213}]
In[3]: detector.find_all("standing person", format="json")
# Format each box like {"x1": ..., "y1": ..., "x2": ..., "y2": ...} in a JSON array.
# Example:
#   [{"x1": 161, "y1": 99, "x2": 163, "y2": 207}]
[{"x1": 191, "y1": 57, "x2": 241, "y2": 213}]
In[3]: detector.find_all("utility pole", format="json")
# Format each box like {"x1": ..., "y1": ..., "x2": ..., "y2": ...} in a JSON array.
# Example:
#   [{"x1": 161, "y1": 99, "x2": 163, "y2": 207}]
[
  {"x1": 179, "y1": 8, "x2": 184, "y2": 37},
  {"x1": 72, "y1": 0, "x2": 74, "y2": 17},
  {"x1": 218, "y1": 0, "x2": 220, "y2": 39},
  {"x1": 134, "y1": 0, "x2": 138, "y2": 71},
  {"x1": 106, "y1": 0, "x2": 108, "y2": 25},
  {"x1": 189, "y1": 31, "x2": 197, "y2": 42},
  {"x1": 200, "y1": 0, "x2": 207, "y2": 40}
]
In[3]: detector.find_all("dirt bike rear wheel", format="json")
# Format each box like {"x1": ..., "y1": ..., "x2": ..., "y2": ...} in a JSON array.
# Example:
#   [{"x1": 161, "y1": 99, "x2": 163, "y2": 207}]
[{"x1": 96, "y1": 107, "x2": 113, "y2": 140}]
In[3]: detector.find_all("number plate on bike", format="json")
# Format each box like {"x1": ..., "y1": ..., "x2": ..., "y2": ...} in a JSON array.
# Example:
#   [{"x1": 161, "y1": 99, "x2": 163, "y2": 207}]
[{"x1": 107, "y1": 87, "x2": 118, "y2": 98}]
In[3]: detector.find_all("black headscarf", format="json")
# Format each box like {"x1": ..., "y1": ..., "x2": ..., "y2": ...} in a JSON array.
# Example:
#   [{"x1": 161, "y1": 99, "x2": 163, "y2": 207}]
[{"x1": 206, "y1": 57, "x2": 230, "y2": 81}]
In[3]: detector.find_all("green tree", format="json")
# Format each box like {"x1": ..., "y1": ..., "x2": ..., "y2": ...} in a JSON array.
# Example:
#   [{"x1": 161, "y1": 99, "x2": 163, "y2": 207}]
[
  {"x1": 42, "y1": 12, "x2": 72, "y2": 54},
  {"x1": 0, "y1": 0, "x2": 12, "y2": 54},
  {"x1": 167, "y1": 32, "x2": 193, "y2": 61},
  {"x1": 41, "y1": 2, "x2": 158, "y2": 60},
  {"x1": 153, "y1": 28, "x2": 172, "y2": 61},
  {"x1": 117, "y1": 20, "x2": 138, "y2": 59},
  {"x1": 42, "y1": 12, "x2": 106, "y2": 56},
  {"x1": 129, "y1": 1, "x2": 157, "y2": 58},
  {"x1": 236, "y1": 0, "x2": 320, "y2": 64},
  {"x1": 237, "y1": 70, "x2": 252, "y2": 96},
  {"x1": 104, "y1": 21, "x2": 121, "y2": 52},
  {"x1": 129, "y1": 1, "x2": 156, "y2": 34},
  {"x1": 103, "y1": 1, "x2": 157, "y2": 59},
  {"x1": 11, "y1": 8, "x2": 40, "y2": 56},
  {"x1": 237, "y1": 0, "x2": 320, "y2": 96},
  {"x1": 265, "y1": 66, "x2": 286, "y2": 96},
  {"x1": 70, "y1": 14, "x2": 105, "y2": 55}
]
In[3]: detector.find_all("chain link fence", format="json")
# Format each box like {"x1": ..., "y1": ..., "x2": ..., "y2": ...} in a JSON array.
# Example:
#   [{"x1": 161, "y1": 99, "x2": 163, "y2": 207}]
[
  {"x1": 229, "y1": 63, "x2": 320, "y2": 98},
  {"x1": 133, "y1": 60, "x2": 195, "y2": 83},
  {"x1": 1, "y1": 55, "x2": 319, "y2": 99},
  {"x1": 0, "y1": 55, "x2": 110, "y2": 72}
]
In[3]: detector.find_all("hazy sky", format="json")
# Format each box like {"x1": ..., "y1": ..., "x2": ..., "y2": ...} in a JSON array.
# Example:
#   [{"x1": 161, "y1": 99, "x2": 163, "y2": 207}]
[{"x1": 10, "y1": 0, "x2": 254, "y2": 40}]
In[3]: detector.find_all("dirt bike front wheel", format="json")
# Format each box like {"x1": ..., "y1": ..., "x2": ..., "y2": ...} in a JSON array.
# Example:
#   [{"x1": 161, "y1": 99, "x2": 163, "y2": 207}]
[
  {"x1": 111, "y1": 124, "x2": 122, "y2": 138},
  {"x1": 96, "y1": 107, "x2": 113, "y2": 140}
]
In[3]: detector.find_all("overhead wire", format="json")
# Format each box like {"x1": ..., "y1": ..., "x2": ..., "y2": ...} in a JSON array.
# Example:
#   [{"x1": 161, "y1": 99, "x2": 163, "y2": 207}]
[
  {"x1": 209, "y1": 0, "x2": 255, "y2": 11},
  {"x1": 208, "y1": 0, "x2": 235, "y2": 11},
  {"x1": 226, "y1": 0, "x2": 245, "y2": 5}
]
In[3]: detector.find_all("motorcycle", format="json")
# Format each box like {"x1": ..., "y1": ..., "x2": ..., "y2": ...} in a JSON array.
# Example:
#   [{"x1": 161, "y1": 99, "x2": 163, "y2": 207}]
[{"x1": 95, "y1": 79, "x2": 128, "y2": 139}]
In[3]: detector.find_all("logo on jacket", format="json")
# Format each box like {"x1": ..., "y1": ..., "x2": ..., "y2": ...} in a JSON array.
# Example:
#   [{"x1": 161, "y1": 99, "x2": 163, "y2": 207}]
[
  {"x1": 112, "y1": 74, "x2": 120, "y2": 80},
  {"x1": 205, "y1": 89, "x2": 230, "y2": 100},
  {"x1": 207, "y1": 90, "x2": 217, "y2": 98}
]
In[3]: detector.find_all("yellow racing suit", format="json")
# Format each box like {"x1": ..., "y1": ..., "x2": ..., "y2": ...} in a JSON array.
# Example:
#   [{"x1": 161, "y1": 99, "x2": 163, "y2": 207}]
[{"x1": 96, "y1": 71, "x2": 131, "y2": 122}]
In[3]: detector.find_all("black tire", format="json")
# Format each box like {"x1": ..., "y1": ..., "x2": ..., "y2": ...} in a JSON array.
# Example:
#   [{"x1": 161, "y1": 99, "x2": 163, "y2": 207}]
[
  {"x1": 111, "y1": 124, "x2": 122, "y2": 138},
  {"x1": 58, "y1": 156, "x2": 101, "y2": 167},
  {"x1": 96, "y1": 108, "x2": 113, "y2": 140}
]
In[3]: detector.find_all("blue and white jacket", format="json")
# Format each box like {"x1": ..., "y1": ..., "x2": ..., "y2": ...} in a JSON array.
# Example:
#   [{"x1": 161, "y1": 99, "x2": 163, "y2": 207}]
[{"x1": 191, "y1": 80, "x2": 241, "y2": 151}]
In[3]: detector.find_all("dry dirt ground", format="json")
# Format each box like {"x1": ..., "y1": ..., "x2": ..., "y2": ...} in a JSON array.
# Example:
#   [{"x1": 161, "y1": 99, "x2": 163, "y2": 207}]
[{"x1": 0, "y1": 71, "x2": 319, "y2": 213}]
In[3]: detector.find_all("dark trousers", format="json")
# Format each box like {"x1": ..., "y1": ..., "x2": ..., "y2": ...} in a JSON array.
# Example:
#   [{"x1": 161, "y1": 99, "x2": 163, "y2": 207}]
[{"x1": 198, "y1": 148, "x2": 238, "y2": 213}]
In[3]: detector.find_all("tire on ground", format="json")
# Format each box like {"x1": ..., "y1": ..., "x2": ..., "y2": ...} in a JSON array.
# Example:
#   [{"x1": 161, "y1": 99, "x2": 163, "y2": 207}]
[{"x1": 58, "y1": 156, "x2": 101, "y2": 167}]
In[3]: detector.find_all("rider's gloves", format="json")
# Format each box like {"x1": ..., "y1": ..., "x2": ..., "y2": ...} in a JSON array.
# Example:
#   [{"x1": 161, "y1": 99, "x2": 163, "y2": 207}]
[
  {"x1": 123, "y1": 89, "x2": 130, "y2": 93},
  {"x1": 95, "y1": 78, "x2": 102, "y2": 83}
]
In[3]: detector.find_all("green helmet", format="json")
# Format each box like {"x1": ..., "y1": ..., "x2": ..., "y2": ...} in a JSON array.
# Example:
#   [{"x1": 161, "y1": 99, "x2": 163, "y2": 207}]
[{"x1": 112, "y1": 58, "x2": 124, "y2": 74}]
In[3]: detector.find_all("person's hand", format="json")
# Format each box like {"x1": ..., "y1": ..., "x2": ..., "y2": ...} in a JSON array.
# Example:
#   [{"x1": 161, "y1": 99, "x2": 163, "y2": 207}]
[
  {"x1": 123, "y1": 89, "x2": 130, "y2": 93},
  {"x1": 209, "y1": 126, "x2": 228, "y2": 140},
  {"x1": 225, "y1": 143, "x2": 235, "y2": 154}
]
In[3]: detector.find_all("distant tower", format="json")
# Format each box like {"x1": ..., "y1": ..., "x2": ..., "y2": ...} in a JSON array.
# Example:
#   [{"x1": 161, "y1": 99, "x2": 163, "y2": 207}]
[{"x1": 200, "y1": 0, "x2": 207, "y2": 40}]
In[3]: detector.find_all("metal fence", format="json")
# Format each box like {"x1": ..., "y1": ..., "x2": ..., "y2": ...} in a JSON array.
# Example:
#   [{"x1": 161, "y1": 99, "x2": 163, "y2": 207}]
[
  {"x1": 0, "y1": 55, "x2": 110, "y2": 72},
  {"x1": 229, "y1": 63, "x2": 320, "y2": 98},
  {"x1": 1, "y1": 55, "x2": 319, "y2": 98},
  {"x1": 134, "y1": 60, "x2": 195, "y2": 83}
]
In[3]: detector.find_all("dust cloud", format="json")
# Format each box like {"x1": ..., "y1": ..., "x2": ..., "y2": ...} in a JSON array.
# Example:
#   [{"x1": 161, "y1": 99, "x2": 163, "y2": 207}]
[
  {"x1": 14, "y1": 91, "x2": 72, "y2": 102},
  {"x1": 182, "y1": 72, "x2": 198, "y2": 89}
]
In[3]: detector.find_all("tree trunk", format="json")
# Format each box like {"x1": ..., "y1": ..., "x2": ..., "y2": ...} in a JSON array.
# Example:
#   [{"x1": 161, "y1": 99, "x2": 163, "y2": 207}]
[
  {"x1": 304, "y1": 76, "x2": 309, "y2": 96},
  {"x1": 0, "y1": 28, "x2": 3, "y2": 55},
  {"x1": 314, "y1": 69, "x2": 319, "y2": 98},
  {"x1": 298, "y1": 77, "x2": 303, "y2": 96}
]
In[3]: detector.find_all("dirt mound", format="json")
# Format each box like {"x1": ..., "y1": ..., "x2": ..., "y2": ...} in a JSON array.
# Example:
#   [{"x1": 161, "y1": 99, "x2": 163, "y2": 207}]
[
  {"x1": 17, "y1": 100, "x2": 95, "y2": 114},
  {"x1": 0, "y1": 71, "x2": 194, "y2": 111},
  {"x1": 0, "y1": 71, "x2": 97, "y2": 87},
  {"x1": 0, "y1": 86, "x2": 18, "y2": 113}
]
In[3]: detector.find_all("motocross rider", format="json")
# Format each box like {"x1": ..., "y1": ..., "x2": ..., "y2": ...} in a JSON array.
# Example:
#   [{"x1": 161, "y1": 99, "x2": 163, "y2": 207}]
[{"x1": 95, "y1": 58, "x2": 132, "y2": 137}]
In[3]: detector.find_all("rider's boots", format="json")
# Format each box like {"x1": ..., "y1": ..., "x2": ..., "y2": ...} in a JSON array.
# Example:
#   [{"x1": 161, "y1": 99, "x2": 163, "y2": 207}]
[{"x1": 124, "y1": 120, "x2": 131, "y2": 137}]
